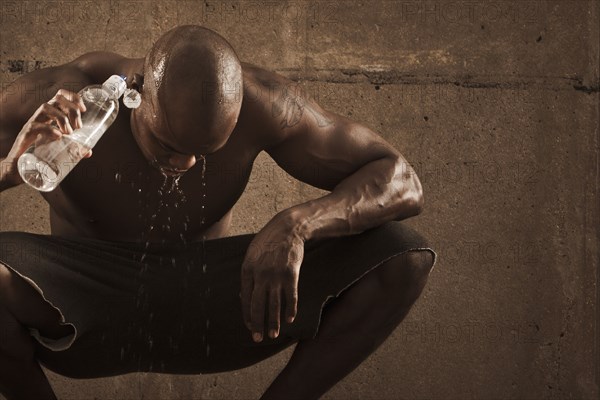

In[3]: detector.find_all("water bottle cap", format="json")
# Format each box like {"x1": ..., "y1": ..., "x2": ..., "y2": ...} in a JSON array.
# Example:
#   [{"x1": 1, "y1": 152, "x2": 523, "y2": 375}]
[
  {"x1": 123, "y1": 88, "x2": 142, "y2": 109},
  {"x1": 103, "y1": 75, "x2": 127, "y2": 99}
]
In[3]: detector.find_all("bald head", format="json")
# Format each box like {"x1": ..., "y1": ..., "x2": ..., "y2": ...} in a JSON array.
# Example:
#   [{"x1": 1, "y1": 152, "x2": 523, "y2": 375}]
[{"x1": 143, "y1": 25, "x2": 243, "y2": 153}]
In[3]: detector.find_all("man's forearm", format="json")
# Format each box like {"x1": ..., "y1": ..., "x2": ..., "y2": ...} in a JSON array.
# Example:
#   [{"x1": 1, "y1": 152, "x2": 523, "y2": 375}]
[{"x1": 283, "y1": 156, "x2": 423, "y2": 242}]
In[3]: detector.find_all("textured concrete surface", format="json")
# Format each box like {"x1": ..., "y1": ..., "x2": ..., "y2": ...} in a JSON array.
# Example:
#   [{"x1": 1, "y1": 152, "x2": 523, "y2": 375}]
[{"x1": 1, "y1": 1, "x2": 598, "y2": 399}]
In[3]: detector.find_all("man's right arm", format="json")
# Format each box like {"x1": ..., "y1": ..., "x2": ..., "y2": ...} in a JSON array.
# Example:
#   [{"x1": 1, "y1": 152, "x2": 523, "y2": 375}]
[{"x1": 0, "y1": 65, "x2": 91, "y2": 193}]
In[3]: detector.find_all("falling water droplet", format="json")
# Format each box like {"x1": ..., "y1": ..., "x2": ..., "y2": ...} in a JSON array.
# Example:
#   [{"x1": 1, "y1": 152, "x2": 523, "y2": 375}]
[
  {"x1": 120, "y1": 347, "x2": 125, "y2": 360},
  {"x1": 171, "y1": 258, "x2": 176, "y2": 267},
  {"x1": 206, "y1": 344, "x2": 210, "y2": 357},
  {"x1": 206, "y1": 319, "x2": 210, "y2": 329},
  {"x1": 200, "y1": 155, "x2": 206, "y2": 176},
  {"x1": 115, "y1": 172, "x2": 122, "y2": 183},
  {"x1": 202, "y1": 263, "x2": 207, "y2": 273}
]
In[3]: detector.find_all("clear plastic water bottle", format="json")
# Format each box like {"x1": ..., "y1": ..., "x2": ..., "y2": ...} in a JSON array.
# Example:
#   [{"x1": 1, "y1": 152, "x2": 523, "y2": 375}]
[{"x1": 18, "y1": 75, "x2": 127, "y2": 192}]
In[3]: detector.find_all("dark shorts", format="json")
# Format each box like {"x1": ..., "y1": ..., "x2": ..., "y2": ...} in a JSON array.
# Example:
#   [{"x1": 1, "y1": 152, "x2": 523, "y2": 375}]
[{"x1": 0, "y1": 221, "x2": 436, "y2": 377}]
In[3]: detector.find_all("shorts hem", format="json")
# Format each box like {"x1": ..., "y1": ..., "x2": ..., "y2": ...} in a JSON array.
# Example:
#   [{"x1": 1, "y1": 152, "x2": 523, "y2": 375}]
[
  {"x1": 309, "y1": 246, "x2": 437, "y2": 340},
  {"x1": 0, "y1": 258, "x2": 78, "y2": 352}
]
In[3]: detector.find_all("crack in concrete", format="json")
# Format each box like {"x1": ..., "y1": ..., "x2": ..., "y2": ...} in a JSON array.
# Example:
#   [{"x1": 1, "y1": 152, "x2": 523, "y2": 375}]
[
  {"x1": 1, "y1": 60, "x2": 598, "y2": 93},
  {"x1": 276, "y1": 68, "x2": 600, "y2": 93}
]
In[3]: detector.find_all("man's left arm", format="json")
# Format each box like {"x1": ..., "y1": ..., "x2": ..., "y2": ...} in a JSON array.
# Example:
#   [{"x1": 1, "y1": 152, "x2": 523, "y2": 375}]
[{"x1": 240, "y1": 81, "x2": 423, "y2": 342}]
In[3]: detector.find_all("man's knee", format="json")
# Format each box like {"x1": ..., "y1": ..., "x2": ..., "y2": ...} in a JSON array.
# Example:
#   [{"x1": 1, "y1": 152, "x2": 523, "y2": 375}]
[
  {"x1": 376, "y1": 250, "x2": 435, "y2": 297},
  {"x1": 403, "y1": 249, "x2": 435, "y2": 278}
]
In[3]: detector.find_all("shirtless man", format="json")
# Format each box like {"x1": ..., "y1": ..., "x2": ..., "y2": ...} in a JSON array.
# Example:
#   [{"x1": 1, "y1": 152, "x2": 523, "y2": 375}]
[{"x1": 0, "y1": 25, "x2": 435, "y2": 399}]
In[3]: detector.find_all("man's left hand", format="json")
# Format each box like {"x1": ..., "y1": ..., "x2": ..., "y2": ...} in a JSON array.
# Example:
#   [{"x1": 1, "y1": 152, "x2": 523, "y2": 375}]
[{"x1": 240, "y1": 214, "x2": 304, "y2": 342}]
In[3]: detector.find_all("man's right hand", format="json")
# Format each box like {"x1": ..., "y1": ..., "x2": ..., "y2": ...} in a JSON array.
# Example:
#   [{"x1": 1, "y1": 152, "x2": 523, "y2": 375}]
[{"x1": 1, "y1": 89, "x2": 88, "y2": 188}]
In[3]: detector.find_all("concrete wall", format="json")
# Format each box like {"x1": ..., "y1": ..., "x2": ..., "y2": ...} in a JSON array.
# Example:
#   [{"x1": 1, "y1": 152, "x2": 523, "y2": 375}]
[{"x1": 1, "y1": 1, "x2": 598, "y2": 399}]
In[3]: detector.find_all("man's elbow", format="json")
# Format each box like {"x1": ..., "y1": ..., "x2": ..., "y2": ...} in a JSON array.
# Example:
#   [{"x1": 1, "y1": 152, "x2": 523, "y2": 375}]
[
  {"x1": 394, "y1": 166, "x2": 424, "y2": 219},
  {"x1": 406, "y1": 179, "x2": 424, "y2": 217}
]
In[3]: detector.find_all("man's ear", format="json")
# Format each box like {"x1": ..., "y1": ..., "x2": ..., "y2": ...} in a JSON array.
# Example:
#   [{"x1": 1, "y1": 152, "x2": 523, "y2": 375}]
[{"x1": 131, "y1": 73, "x2": 144, "y2": 93}]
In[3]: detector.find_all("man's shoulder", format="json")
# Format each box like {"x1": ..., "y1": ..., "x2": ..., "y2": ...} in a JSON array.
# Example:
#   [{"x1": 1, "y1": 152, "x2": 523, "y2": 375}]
[
  {"x1": 68, "y1": 51, "x2": 128, "y2": 82},
  {"x1": 7, "y1": 51, "x2": 128, "y2": 93},
  {"x1": 238, "y1": 62, "x2": 313, "y2": 149},
  {"x1": 0, "y1": 56, "x2": 97, "y2": 137}
]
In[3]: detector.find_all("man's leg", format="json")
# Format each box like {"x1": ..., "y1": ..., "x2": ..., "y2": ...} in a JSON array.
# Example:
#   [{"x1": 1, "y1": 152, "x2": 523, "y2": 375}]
[
  {"x1": 0, "y1": 263, "x2": 73, "y2": 400},
  {"x1": 261, "y1": 250, "x2": 435, "y2": 400}
]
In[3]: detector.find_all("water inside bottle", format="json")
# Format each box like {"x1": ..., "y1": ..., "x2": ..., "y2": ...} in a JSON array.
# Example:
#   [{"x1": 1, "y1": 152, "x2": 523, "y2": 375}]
[
  {"x1": 18, "y1": 136, "x2": 91, "y2": 192},
  {"x1": 18, "y1": 87, "x2": 117, "y2": 191}
]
